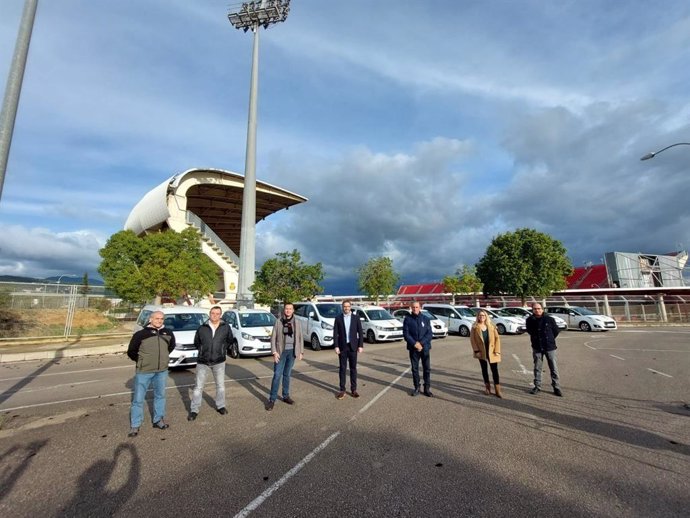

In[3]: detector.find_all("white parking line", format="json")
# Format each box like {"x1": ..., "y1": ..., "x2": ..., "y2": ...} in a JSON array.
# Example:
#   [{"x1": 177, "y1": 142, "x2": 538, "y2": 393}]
[
  {"x1": 234, "y1": 431, "x2": 341, "y2": 518},
  {"x1": 0, "y1": 365, "x2": 131, "y2": 382},
  {"x1": 2, "y1": 380, "x2": 101, "y2": 395},
  {"x1": 647, "y1": 368, "x2": 673, "y2": 378},
  {"x1": 511, "y1": 354, "x2": 529, "y2": 375},
  {"x1": 234, "y1": 368, "x2": 408, "y2": 518},
  {"x1": 609, "y1": 355, "x2": 625, "y2": 361},
  {"x1": 584, "y1": 344, "x2": 597, "y2": 350}
]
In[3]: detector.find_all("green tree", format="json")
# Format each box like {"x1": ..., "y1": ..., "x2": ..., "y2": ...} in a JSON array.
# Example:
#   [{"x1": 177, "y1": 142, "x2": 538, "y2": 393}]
[
  {"x1": 79, "y1": 272, "x2": 91, "y2": 297},
  {"x1": 475, "y1": 228, "x2": 573, "y2": 304},
  {"x1": 358, "y1": 256, "x2": 400, "y2": 304},
  {"x1": 98, "y1": 228, "x2": 218, "y2": 303},
  {"x1": 443, "y1": 265, "x2": 483, "y2": 304},
  {"x1": 251, "y1": 250, "x2": 324, "y2": 305}
]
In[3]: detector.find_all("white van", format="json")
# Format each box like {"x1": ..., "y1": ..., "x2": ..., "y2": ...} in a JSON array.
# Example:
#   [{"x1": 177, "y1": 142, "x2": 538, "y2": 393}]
[
  {"x1": 351, "y1": 305, "x2": 404, "y2": 343},
  {"x1": 293, "y1": 302, "x2": 342, "y2": 351},
  {"x1": 134, "y1": 304, "x2": 210, "y2": 368},
  {"x1": 221, "y1": 309, "x2": 276, "y2": 358},
  {"x1": 423, "y1": 303, "x2": 475, "y2": 337}
]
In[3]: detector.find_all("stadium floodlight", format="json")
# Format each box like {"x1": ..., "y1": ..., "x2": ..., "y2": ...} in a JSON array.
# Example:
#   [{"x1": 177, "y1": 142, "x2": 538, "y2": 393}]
[
  {"x1": 228, "y1": 1, "x2": 290, "y2": 32},
  {"x1": 640, "y1": 142, "x2": 690, "y2": 161},
  {"x1": 227, "y1": 1, "x2": 290, "y2": 308}
]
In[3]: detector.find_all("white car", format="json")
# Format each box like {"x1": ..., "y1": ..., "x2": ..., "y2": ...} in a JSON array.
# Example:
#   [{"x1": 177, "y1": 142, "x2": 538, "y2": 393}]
[
  {"x1": 423, "y1": 304, "x2": 476, "y2": 337},
  {"x1": 392, "y1": 309, "x2": 448, "y2": 339},
  {"x1": 462, "y1": 307, "x2": 526, "y2": 335},
  {"x1": 352, "y1": 305, "x2": 404, "y2": 343},
  {"x1": 221, "y1": 309, "x2": 276, "y2": 357},
  {"x1": 134, "y1": 305, "x2": 210, "y2": 368},
  {"x1": 546, "y1": 306, "x2": 617, "y2": 332},
  {"x1": 499, "y1": 306, "x2": 568, "y2": 330},
  {"x1": 293, "y1": 302, "x2": 341, "y2": 351}
]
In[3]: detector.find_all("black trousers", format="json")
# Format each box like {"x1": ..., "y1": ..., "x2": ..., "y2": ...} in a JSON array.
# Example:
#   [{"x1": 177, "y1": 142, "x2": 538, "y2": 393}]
[
  {"x1": 479, "y1": 360, "x2": 500, "y2": 384},
  {"x1": 338, "y1": 346, "x2": 358, "y2": 392},
  {"x1": 409, "y1": 348, "x2": 431, "y2": 389}
]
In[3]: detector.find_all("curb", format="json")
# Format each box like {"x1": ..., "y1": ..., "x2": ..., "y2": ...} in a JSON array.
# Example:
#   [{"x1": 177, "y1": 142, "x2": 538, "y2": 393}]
[{"x1": 0, "y1": 344, "x2": 128, "y2": 363}]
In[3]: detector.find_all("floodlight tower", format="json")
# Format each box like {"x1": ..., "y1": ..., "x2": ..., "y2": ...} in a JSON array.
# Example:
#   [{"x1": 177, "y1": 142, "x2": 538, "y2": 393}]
[
  {"x1": 228, "y1": 1, "x2": 290, "y2": 308},
  {"x1": 640, "y1": 142, "x2": 690, "y2": 161}
]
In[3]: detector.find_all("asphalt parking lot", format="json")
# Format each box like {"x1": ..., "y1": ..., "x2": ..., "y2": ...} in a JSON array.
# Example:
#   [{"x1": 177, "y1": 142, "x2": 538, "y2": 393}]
[{"x1": 1, "y1": 327, "x2": 688, "y2": 517}]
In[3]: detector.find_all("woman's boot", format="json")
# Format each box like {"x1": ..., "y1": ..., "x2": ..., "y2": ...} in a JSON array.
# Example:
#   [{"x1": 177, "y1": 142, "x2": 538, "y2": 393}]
[
  {"x1": 494, "y1": 384, "x2": 503, "y2": 398},
  {"x1": 484, "y1": 383, "x2": 491, "y2": 395}
]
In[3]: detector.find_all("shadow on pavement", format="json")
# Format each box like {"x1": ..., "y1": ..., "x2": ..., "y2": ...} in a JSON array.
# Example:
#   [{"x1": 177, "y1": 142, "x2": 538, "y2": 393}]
[{"x1": 0, "y1": 439, "x2": 49, "y2": 502}]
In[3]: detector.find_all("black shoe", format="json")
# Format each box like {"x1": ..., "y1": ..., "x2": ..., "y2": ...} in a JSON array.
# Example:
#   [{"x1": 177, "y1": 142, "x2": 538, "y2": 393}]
[
  {"x1": 128, "y1": 427, "x2": 139, "y2": 438},
  {"x1": 423, "y1": 390, "x2": 434, "y2": 398},
  {"x1": 529, "y1": 386, "x2": 541, "y2": 395},
  {"x1": 187, "y1": 412, "x2": 198, "y2": 421},
  {"x1": 554, "y1": 388, "x2": 563, "y2": 397},
  {"x1": 153, "y1": 420, "x2": 169, "y2": 430},
  {"x1": 217, "y1": 407, "x2": 228, "y2": 415},
  {"x1": 266, "y1": 400, "x2": 274, "y2": 411},
  {"x1": 283, "y1": 396, "x2": 295, "y2": 405},
  {"x1": 411, "y1": 388, "x2": 420, "y2": 397},
  {"x1": 351, "y1": 391, "x2": 360, "y2": 399}
]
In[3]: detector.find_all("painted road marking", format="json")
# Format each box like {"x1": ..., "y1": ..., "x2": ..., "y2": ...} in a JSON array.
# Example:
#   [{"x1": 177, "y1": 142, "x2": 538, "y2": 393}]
[
  {"x1": 609, "y1": 355, "x2": 625, "y2": 361},
  {"x1": 0, "y1": 365, "x2": 130, "y2": 382},
  {"x1": 512, "y1": 354, "x2": 529, "y2": 375},
  {"x1": 647, "y1": 368, "x2": 673, "y2": 378}
]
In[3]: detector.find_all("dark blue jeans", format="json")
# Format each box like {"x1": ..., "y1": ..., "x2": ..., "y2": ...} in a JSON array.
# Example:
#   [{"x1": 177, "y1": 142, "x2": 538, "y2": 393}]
[
  {"x1": 269, "y1": 349, "x2": 296, "y2": 401},
  {"x1": 409, "y1": 348, "x2": 431, "y2": 389}
]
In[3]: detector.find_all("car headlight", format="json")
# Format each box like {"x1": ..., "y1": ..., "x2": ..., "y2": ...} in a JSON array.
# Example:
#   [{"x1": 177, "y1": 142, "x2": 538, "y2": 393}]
[
  {"x1": 321, "y1": 322, "x2": 333, "y2": 330},
  {"x1": 241, "y1": 332, "x2": 255, "y2": 340}
]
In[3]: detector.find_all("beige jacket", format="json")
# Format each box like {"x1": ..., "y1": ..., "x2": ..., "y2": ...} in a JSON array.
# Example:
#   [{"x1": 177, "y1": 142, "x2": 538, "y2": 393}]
[
  {"x1": 470, "y1": 321, "x2": 501, "y2": 363},
  {"x1": 270, "y1": 316, "x2": 304, "y2": 356}
]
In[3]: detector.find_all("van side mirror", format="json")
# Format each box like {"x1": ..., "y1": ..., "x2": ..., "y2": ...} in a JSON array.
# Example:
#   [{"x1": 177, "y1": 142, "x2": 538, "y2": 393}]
[{"x1": 309, "y1": 311, "x2": 317, "y2": 321}]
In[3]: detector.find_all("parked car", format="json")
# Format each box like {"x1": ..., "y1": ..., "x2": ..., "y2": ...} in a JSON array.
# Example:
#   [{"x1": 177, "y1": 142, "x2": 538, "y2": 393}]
[
  {"x1": 134, "y1": 304, "x2": 210, "y2": 368},
  {"x1": 392, "y1": 308, "x2": 448, "y2": 339},
  {"x1": 461, "y1": 307, "x2": 526, "y2": 335},
  {"x1": 422, "y1": 304, "x2": 476, "y2": 337},
  {"x1": 352, "y1": 305, "x2": 404, "y2": 343},
  {"x1": 499, "y1": 306, "x2": 568, "y2": 330},
  {"x1": 221, "y1": 309, "x2": 276, "y2": 358},
  {"x1": 546, "y1": 306, "x2": 617, "y2": 332},
  {"x1": 293, "y1": 302, "x2": 342, "y2": 351}
]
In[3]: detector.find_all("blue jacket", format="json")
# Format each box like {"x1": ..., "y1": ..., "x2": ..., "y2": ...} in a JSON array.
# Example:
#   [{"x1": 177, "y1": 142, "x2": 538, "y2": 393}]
[{"x1": 403, "y1": 313, "x2": 432, "y2": 351}]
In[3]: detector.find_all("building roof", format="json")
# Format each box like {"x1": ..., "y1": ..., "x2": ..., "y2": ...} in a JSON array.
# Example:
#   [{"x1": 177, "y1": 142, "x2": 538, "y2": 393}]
[{"x1": 125, "y1": 168, "x2": 307, "y2": 254}]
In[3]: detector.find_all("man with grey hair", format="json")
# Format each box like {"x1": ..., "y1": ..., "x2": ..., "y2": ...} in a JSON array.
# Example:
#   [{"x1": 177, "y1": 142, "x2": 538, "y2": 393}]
[
  {"x1": 525, "y1": 303, "x2": 562, "y2": 396},
  {"x1": 126, "y1": 310, "x2": 176, "y2": 437}
]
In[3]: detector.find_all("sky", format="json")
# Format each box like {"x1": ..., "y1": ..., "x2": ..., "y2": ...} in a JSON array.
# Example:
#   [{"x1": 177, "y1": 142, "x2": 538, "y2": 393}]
[{"x1": 1, "y1": 0, "x2": 689, "y2": 295}]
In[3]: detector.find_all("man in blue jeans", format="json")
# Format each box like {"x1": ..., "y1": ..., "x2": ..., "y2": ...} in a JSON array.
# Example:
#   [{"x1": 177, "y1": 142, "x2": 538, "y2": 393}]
[
  {"x1": 266, "y1": 303, "x2": 304, "y2": 411},
  {"x1": 525, "y1": 303, "x2": 563, "y2": 397},
  {"x1": 127, "y1": 310, "x2": 176, "y2": 437}
]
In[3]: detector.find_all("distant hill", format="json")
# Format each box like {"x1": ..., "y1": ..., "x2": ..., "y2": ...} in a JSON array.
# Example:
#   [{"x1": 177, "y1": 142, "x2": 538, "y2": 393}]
[{"x1": 0, "y1": 275, "x2": 105, "y2": 286}]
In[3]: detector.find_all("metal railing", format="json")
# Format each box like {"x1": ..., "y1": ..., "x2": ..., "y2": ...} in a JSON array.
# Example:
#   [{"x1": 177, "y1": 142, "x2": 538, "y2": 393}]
[{"x1": 186, "y1": 210, "x2": 240, "y2": 266}]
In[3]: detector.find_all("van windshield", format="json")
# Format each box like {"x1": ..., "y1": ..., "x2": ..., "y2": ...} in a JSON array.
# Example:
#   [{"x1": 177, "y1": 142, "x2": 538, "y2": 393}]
[
  {"x1": 163, "y1": 313, "x2": 207, "y2": 331},
  {"x1": 365, "y1": 309, "x2": 394, "y2": 320},
  {"x1": 239, "y1": 312, "x2": 277, "y2": 328},
  {"x1": 315, "y1": 304, "x2": 342, "y2": 318}
]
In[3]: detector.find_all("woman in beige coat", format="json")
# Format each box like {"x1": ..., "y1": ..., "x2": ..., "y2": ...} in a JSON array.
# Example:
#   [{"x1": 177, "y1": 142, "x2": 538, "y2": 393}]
[{"x1": 470, "y1": 310, "x2": 502, "y2": 398}]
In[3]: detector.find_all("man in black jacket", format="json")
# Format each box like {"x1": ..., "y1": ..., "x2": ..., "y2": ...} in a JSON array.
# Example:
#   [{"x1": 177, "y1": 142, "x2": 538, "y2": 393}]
[
  {"x1": 127, "y1": 310, "x2": 176, "y2": 437},
  {"x1": 525, "y1": 303, "x2": 562, "y2": 396},
  {"x1": 188, "y1": 306, "x2": 234, "y2": 420},
  {"x1": 403, "y1": 301, "x2": 434, "y2": 397},
  {"x1": 333, "y1": 300, "x2": 364, "y2": 399}
]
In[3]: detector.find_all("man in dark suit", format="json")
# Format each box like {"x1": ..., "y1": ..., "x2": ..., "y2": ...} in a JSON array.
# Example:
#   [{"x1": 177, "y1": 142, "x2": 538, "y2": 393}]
[
  {"x1": 333, "y1": 299, "x2": 364, "y2": 399},
  {"x1": 403, "y1": 301, "x2": 433, "y2": 397}
]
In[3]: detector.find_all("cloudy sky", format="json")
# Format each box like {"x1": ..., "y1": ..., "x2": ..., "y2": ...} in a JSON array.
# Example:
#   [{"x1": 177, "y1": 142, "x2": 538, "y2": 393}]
[{"x1": 1, "y1": 0, "x2": 689, "y2": 294}]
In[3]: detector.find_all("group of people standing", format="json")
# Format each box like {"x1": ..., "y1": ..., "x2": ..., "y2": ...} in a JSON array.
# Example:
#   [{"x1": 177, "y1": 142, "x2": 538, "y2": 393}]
[{"x1": 126, "y1": 300, "x2": 562, "y2": 437}]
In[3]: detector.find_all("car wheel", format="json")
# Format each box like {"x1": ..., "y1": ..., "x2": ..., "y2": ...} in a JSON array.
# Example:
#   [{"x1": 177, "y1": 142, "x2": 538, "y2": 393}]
[
  {"x1": 228, "y1": 340, "x2": 240, "y2": 359},
  {"x1": 311, "y1": 334, "x2": 322, "y2": 351},
  {"x1": 579, "y1": 321, "x2": 592, "y2": 332},
  {"x1": 496, "y1": 323, "x2": 506, "y2": 335},
  {"x1": 459, "y1": 325, "x2": 470, "y2": 337},
  {"x1": 367, "y1": 329, "x2": 377, "y2": 343}
]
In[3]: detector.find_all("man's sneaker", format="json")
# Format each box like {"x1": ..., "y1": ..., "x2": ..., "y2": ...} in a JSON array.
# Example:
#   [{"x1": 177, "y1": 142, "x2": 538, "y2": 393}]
[
  {"x1": 423, "y1": 389, "x2": 434, "y2": 398},
  {"x1": 554, "y1": 388, "x2": 563, "y2": 397},
  {"x1": 152, "y1": 420, "x2": 169, "y2": 430},
  {"x1": 351, "y1": 391, "x2": 360, "y2": 398},
  {"x1": 128, "y1": 427, "x2": 139, "y2": 438},
  {"x1": 336, "y1": 391, "x2": 346, "y2": 400},
  {"x1": 283, "y1": 396, "x2": 295, "y2": 405},
  {"x1": 410, "y1": 388, "x2": 420, "y2": 397},
  {"x1": 529, "y1": 386, "x2": 541, "y2": 395},
  {"x1": 187, "y1": 412, "x2": 198, "y2": 421},
  {"x1": 217, "y1": 407, "x2": 228, "y2": 415},
  {"x1": 265, "y1": 400, "x2": 275, "y2": 411}
]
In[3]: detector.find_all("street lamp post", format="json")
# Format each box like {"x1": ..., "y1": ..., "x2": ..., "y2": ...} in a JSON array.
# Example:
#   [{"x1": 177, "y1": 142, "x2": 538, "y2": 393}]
[
  {"x1": 640, "y1": 142, "x2": 690, "y2": 161},
  {"x1": 55, "y1": 273, "x2": 76, "y2": 293},
  {"x1": 228, "y1": 0, "x2": 290, "y2": 309}
]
